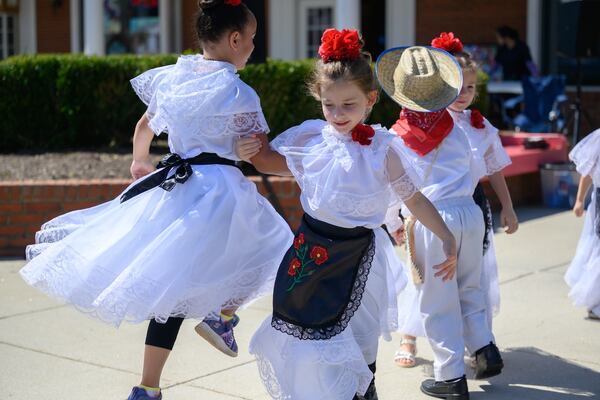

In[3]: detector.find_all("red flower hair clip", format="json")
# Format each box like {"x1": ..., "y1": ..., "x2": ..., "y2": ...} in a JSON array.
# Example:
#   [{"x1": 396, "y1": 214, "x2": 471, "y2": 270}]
[
  {"x1": 431, "y1": 32, "x2": 464, "y2": 54},
  {"x1": 470, "y1": 109, "x2": 485, "y2": 129},
  {"x1": 318, "y1": 28, "x2": 362, "y2": 63},
  {"x1": 224, "y1": 0, "x2": 242, "y2": 6},
  {"x1": 351, "y1": 123, "x2": 375, "y2": 146}
]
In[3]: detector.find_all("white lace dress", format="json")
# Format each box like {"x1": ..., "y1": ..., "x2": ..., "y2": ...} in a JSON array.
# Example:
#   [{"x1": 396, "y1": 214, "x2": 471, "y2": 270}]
[
  {"x1": 20, "y1": 55, "x2": 294, "y2": 326},
  {"x1": 565, "y1": 129, "x2": 600, "y2": 315},
  {"x1": 249, "y1": 120, "x2": 419, "y2": 399},
  {"x1": 395, "y1": 114, "x2": 511, "y2": 337}
]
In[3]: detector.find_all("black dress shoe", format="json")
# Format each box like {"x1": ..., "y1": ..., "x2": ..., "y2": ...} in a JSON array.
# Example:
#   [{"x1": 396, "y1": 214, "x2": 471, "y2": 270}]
[
  {"x1": 354, "y1": 362, "x2": 378, "y2": 400},
  {"x1": 474, "y1": 342, "x2": 504, "y2": 379},
  {"x1": 420, "y1": 376, "x2": 469, "y2": 399}
]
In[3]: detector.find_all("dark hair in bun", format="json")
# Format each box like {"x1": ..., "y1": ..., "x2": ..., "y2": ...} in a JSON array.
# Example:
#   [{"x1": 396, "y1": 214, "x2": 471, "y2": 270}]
[{"x1": 196, "y1": 0, "x2": 253, "y2": 44}]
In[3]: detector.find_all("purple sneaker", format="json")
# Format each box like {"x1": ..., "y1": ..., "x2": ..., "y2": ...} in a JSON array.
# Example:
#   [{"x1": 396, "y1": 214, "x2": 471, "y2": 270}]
[
  {"x1": 127, "y1": 387, "x2": 162, "y2": 400},
  {"x1": 195, "y1": 317, "x2": 238, "y2": 357}
]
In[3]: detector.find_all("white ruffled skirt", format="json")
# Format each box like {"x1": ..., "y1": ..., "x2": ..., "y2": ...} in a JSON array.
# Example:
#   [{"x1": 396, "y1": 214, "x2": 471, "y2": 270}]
[
  {"x1": 249, "y1": 228, "x2": 405, "y2": 399},
  {"x1": 20, "y1": 165, "x2": 293, "y2": 326},
  {"x1": 565, "y1": 189, "x2": 600, "y2": 315}
]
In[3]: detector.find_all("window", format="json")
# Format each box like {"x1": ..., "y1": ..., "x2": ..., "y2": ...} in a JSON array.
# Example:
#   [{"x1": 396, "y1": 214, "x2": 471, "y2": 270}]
[
  {"x1": 299, "y1": 2, "x2": 334, "y2": 59},
  {"x1": 0, "y1": 13, "x2": 17, "y2": 59},
  {"x1": 104, "y1": 0, "x2": 160, "y2": 54}
]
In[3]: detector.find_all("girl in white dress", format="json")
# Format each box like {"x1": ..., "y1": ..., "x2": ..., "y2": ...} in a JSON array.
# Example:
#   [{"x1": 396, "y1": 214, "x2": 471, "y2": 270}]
[
  {"x1": 393, "y1": 32, "x2": 518, "y2": 371},
  {"x1": 20, "y1": 1, "x2": 293, "y2": 399},
  {"x1": 237, "y1": 29, "x2": 458, "y2": 400},
  {"x1": 566, "y1": 128, "x2": 600, "y2": 320},
  {"x1": 376, "y1": 38, "x2": 517, "y2": 399}
]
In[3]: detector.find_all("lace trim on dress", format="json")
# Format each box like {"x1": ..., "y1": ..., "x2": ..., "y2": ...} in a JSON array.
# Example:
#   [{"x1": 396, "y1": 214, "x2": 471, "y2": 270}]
[
  {"x1": 20, "y1": 243, "x2": 280, "y2": 327},
  {"x1": 390, "y1": 173, "x2": 419, "y2": 202},
  {"x1": 270, "y1": 235, "x2": 375, "y2": 340},
  {"x1": 194, "y1": 112, "x2": 269, "y2": 137},
  {"x1": 484, "y1": 149, "x2": 511, "y2": 175}
]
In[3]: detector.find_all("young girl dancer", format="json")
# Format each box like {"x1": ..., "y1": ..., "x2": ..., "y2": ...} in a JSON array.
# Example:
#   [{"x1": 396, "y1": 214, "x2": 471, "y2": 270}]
[
  {"x1": 394, "y1": 32, "x2": 518, "y2": 371},
  {"x1": 237, "y1": 29, "x2": 458, "y2": 400},
  {"x1": 566, "y1": 128, "x2": 600, "y2": 321},
  {"x1": 376, "y1": 39, "x2": 515, "y2": 399},
  {"x1": 20, "y1": 1, "x2": 293, "y2": 399}
]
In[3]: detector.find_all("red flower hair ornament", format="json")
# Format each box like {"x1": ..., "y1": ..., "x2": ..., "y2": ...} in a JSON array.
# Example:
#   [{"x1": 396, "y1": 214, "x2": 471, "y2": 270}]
[
  {"x1": 318, "y1": 28, "x2": 362, "y2": 63},
  {"x1": 431, "y1": 32, "x2": 464, "y2": 55},
  {"x1": 224, "y1": 0, "x2": 242, "y2": 6}
]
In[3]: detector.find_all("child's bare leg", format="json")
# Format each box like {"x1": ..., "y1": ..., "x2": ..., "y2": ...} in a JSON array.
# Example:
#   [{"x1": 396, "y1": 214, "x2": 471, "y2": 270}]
[{"x1": 140, "y1": 345, "x2": 170, "y2": 388}]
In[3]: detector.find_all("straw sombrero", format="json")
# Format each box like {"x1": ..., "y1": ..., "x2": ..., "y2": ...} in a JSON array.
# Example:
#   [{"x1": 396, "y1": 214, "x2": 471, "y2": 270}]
[{"x1": 376, "y1": 46, "x2": 462, "y2": 112}]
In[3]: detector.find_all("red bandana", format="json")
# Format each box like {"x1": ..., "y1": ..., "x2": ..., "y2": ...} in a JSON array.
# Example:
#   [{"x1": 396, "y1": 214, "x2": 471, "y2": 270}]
[{"x1": 392, "y1": 109, "x2": 454, "y2": 157}]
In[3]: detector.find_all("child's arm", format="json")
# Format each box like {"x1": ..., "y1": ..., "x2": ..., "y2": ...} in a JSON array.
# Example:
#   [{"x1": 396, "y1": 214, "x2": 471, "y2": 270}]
[
  {"x1": 236, "y1": 134, "x2": 292, "y2": 176},
  {"x1": 574, "y1": 175, "x2": 593, "y2": 217},
  {"x1": 488, "y1": 171, "x2": 519, "y2": 234},
  {"x1": 130, "y1": 113, "x2": 156, "y2": 180},
  {"x1": 403, "y1": 192, "x2": 457, "y2": 281}
]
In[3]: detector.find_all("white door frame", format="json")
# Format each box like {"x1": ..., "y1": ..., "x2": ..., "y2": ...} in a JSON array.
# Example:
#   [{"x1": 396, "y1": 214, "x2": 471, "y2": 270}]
[{"x1": 298, "y1": 0, "x2": 336, "y2": 59}]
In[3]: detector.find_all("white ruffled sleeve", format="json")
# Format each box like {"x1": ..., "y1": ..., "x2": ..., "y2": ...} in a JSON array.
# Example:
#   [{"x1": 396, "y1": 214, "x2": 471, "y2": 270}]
[
  {"x1": 481, "y1": 117, "x2": 512, "y2": 175},
  {"x1": 385, "y1": 136, "x2": 422, "y2": 204},
  {"x1": 130, "y1": 64, "x2": 176, "y2": 134},
  {"x1": 570, "y1": 129, "x2": 600, "y2": 185}
]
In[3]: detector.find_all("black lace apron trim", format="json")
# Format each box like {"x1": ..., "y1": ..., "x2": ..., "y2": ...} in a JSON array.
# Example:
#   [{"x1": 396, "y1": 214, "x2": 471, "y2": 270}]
[
  {"x1": 473, "y1": 183, "x2": 492, "y2": 254},
  {"x1": 271, "y1": 214, "x2": 375, "y2": 340},
  {"x1": 120, "y1": 153, "x2": 239, "y2": 202}
]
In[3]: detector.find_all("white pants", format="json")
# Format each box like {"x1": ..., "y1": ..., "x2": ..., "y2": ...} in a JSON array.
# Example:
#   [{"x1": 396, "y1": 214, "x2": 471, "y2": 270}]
[{"x1": 412, "y1": 197, "x2": 494, "y2": 381}]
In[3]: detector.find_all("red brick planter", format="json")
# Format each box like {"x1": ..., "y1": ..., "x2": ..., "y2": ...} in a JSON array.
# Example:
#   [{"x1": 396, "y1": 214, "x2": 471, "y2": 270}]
[{"x1": 0, "y1": 177, "x2": 302, "y2": 258}]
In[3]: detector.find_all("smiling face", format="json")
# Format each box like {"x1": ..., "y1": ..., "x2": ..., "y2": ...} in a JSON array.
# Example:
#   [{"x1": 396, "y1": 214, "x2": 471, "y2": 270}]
[
  {"x1": 319, "y1": 79, "x2": 377, "y2": 134},
  {"x1": 448, "y1": 69, "x2": 477, "y2": 112}
]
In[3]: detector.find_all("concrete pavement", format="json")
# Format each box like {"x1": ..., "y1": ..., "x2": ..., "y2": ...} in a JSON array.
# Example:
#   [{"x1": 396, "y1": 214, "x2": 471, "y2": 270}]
[{"x1": 1, "y1": 207, "x2": 599, "y2": 399}]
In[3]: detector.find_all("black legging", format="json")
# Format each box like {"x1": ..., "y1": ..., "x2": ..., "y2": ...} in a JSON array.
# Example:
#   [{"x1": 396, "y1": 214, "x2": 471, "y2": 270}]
[{"x1": 145, "y1": 317, "x2": 184, "y2": 350}]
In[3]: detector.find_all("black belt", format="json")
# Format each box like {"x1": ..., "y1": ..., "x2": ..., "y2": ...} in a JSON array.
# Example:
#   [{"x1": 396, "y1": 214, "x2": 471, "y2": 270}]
[{"x1": 120, "y1": 153, "x2": 238, "y2": 203}]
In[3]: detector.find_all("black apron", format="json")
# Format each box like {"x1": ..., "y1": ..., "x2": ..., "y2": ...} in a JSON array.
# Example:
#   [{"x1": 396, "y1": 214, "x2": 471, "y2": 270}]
[
  {"x1": 473, "y1": 183, "x2": 493, "y2": 255},
  {"x1": 272, "y1": 214, "x2": 375, "y2": 340}
]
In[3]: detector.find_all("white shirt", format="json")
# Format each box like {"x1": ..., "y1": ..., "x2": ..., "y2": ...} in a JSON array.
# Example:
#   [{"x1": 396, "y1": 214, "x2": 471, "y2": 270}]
[
  {"x1": 570, "y1": 129, "x2": 600, "y2": 187},
  {"x1": 391, "y1": 111, "x2": 510, "y2": 214},
  {"x1": 131, "y1": 55, "x2": 269, "y2": 160},
  {"x1": 271, "y1": 120, "x2": 420, "y2": 230}
]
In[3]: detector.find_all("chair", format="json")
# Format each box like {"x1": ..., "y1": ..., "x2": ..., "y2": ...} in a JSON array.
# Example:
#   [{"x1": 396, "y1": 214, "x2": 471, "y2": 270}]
[{"x1": 501, "y1": 75, "x2": 568, "y2": 133}]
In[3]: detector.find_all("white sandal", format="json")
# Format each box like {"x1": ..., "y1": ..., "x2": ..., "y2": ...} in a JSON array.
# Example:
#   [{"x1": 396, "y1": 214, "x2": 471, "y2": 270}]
[{"x1": 394, "y1": 338, "x2": 417, "y2": 368}]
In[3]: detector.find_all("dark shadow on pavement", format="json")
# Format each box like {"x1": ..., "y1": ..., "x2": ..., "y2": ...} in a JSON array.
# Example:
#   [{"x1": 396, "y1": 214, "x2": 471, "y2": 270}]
[
  {"x1": 470, "y1": 347, "x2": 600, "y2": 399},
  {"x1": 492, "y1": 207, "x2": 569, "y2": 231}
]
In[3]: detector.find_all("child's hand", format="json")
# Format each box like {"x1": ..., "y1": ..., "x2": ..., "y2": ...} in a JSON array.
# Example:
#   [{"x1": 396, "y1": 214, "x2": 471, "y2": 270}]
[
  {"x1": 235, "y1": 135, "x2": 262, "y2": 162},
  {"x1": 130, "y1": 159, "x2": 155, "y2": 180},
  {"x1": 433, "y1": 235, "x2": 457, "y2": 281},
  {"x1": 391, "y1": 226, "x2": 405, "y2": 247},
  {"x1": 500, "y1": 207, "x2": 519, "y2": 234},
  {"x1": 573, "y1": 200, "x2": 585, "y2": 217}
]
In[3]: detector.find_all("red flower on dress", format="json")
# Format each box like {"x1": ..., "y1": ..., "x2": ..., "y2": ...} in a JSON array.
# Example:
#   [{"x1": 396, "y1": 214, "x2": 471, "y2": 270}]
[
  {"x1": 470, "y1": 109, "x2": 485, "y2": 129},
  {"x1": 431, "y1": 32, "x2": 464, "y2": 54},
  {"x1": 293, "y1": 233, "x2": 305, "y2": 250},
  {"x1": 310, "y1": 246, "x2": 329, "y2": 265},
  {"x1": 224, "y1": 0, "x2": 242, "y2": 6},
  {"x1": 351, "y1": 123, "x2": 375, "y2": 146},
  {"x1": 318, "y1": 28, "x2": 362, "y2": 63},
  {"x1": 288, "y1": 258, "x2": 301, "y2": 276}
]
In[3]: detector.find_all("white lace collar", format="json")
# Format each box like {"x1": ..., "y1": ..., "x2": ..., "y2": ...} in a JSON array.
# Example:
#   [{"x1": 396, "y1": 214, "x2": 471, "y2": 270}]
[{"x1": 176, "y1": 54, "x2": 237, "y2": 74}]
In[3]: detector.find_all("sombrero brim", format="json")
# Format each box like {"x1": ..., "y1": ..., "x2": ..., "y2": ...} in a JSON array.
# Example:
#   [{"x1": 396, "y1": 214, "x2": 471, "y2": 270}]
[{"x1": 375, "y1": 46, "x2": 463, "y2": 112}]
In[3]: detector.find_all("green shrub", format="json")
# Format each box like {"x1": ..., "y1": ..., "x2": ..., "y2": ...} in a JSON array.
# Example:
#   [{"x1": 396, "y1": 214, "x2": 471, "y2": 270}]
[{"x1": 0, "y1": 54, "x2": 489, "y2": 152}]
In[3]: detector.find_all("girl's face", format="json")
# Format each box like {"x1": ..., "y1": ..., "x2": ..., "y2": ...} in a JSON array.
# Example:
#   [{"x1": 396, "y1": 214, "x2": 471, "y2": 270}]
[
  {"x1": 230, "y1": 14, "x2": 257, "y2": 70},
  {"x1": 449, "y1": 69, "x2": 477, "y2": 112},
  {"x1": 320, "y1": 80, "x2": 377, "y2": 134}
]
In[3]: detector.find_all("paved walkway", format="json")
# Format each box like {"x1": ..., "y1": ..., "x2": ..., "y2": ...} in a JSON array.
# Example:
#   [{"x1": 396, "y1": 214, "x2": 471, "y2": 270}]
[{"x1": 1, "y1": 207, "x2": 599, "y2": 399}]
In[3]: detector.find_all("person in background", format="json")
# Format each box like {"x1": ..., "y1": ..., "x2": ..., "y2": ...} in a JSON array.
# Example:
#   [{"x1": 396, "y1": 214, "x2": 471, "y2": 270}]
[{"x1": 494, "y1": 25, "x2": 538, "y2": 80}]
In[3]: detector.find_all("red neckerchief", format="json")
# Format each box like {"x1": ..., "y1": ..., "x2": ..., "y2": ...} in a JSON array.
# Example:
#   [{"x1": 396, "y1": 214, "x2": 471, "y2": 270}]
[{"x1": 392, "y1": 109, "x2": 454, "y2": 157}]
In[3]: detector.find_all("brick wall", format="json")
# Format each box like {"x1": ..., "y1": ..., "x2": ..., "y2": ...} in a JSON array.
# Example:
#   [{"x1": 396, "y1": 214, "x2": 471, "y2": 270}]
[
  {"x1": 36, "y1": 1, "x2": 71, "y2": 53},
  {"x1": 416, "y1": 0, "x2": 527, "y2": 45},
  {"x1": 0, "y1": 177, "x2": 302, "y2": 258}
]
